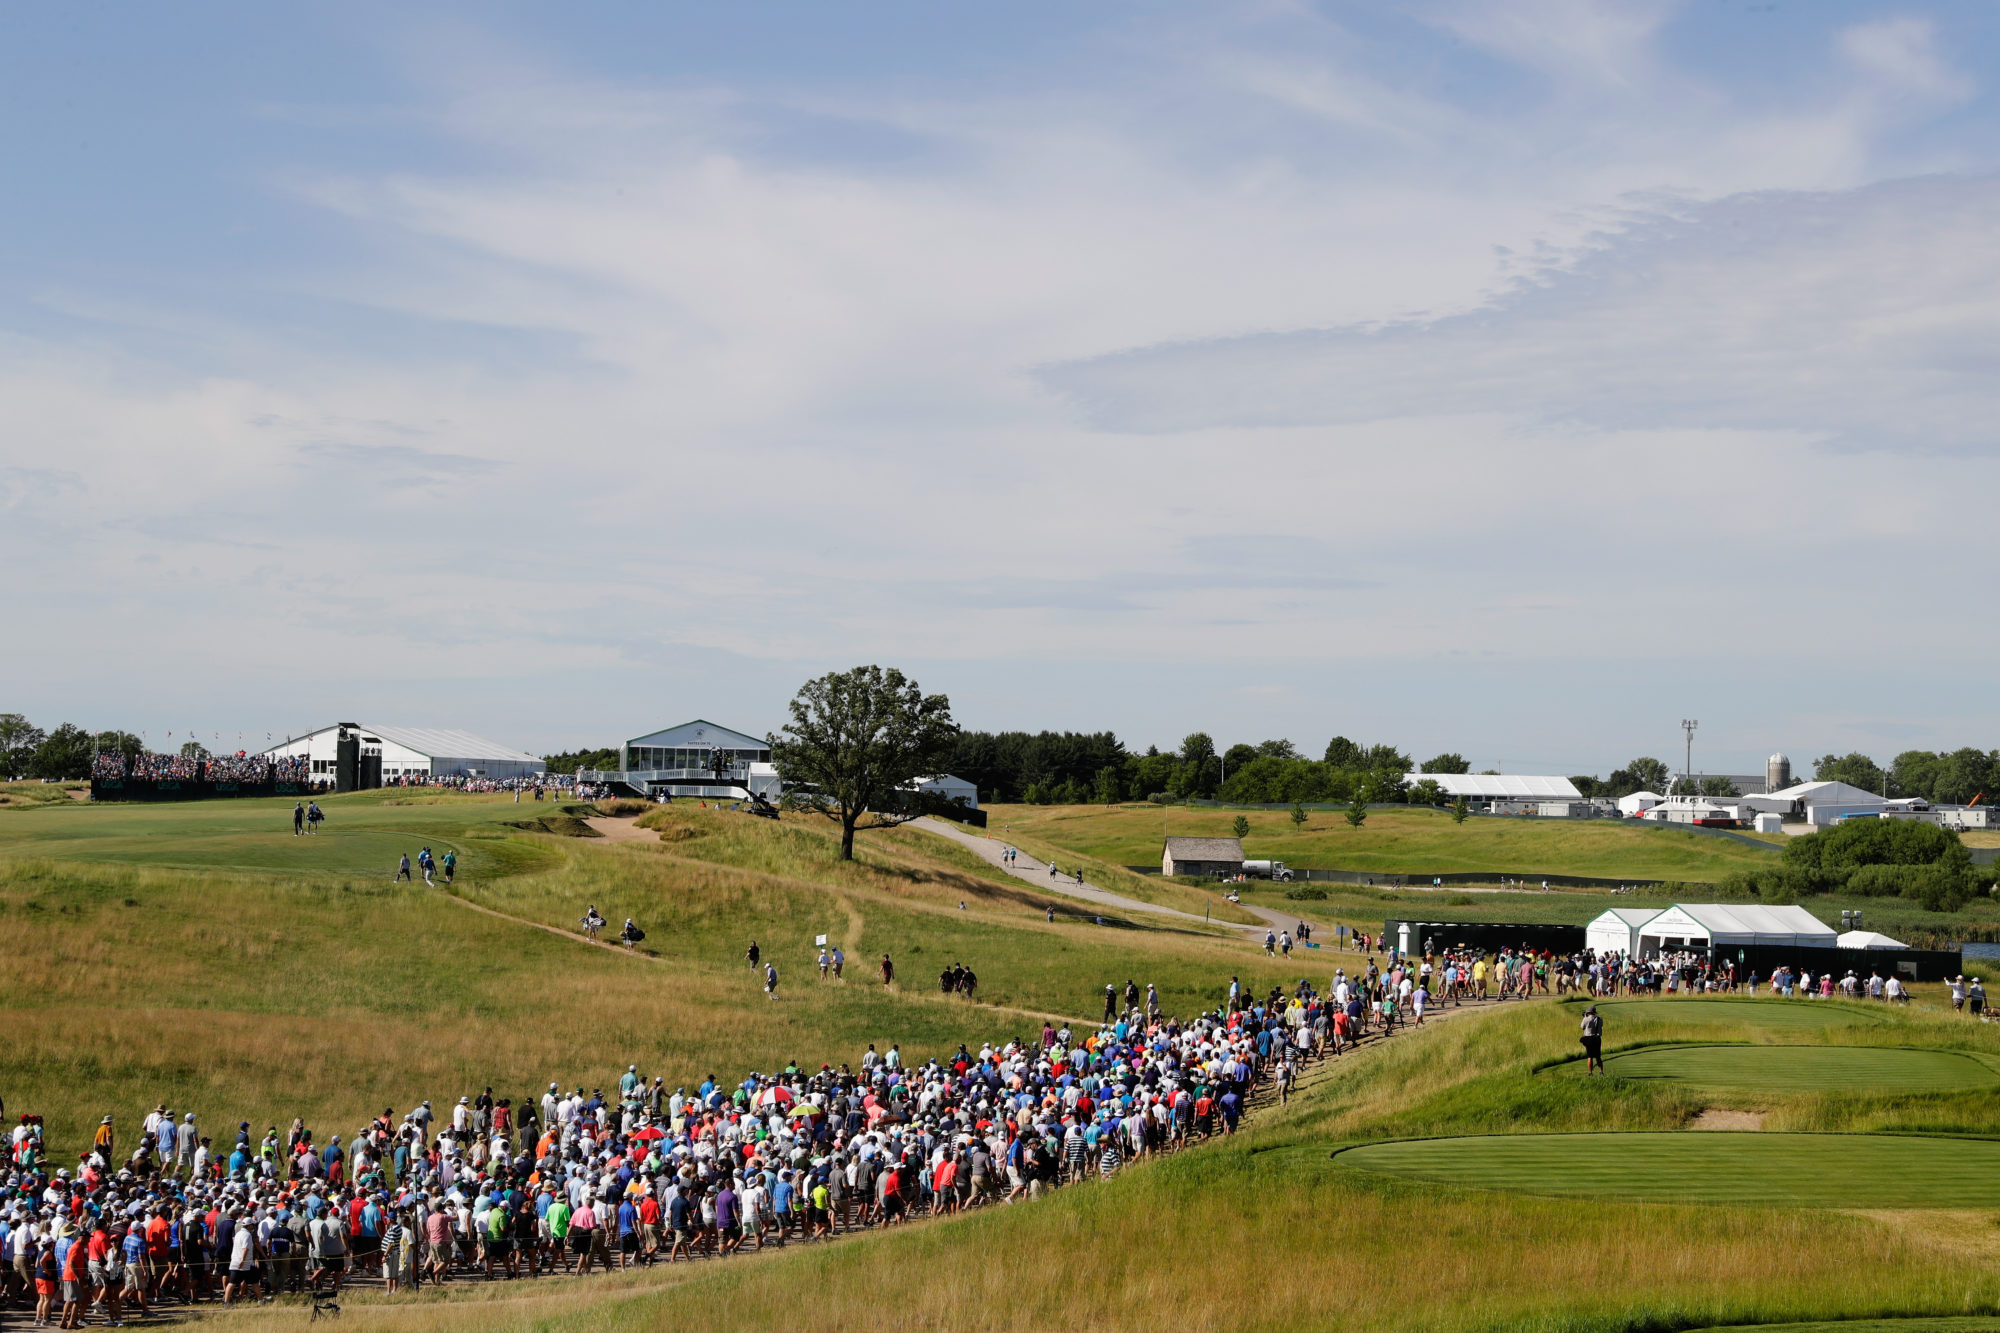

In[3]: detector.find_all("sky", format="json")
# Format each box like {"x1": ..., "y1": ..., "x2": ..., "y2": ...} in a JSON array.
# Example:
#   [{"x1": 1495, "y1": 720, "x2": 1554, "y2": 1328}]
[{"x1": 6, "y1": 0, "x2": 2000, "y2": 776}]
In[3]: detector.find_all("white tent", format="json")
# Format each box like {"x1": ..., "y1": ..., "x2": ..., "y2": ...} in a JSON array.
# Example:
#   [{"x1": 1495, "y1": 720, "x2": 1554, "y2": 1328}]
[
  {"x1": 1637, "y1": 903, "x2": 1837, "y2": 953},
  {"x1": 1616, "y1": 790, "x2": 1664, "y2": 816},
  {"x1": 1403, "y1": 773, "x2": 1583, "y2": 801},
  {"x1": 1586, "y1": 907, "x2": 1659, "y2": 957},
  {"x1": 1836, "y1": 929, "x2": 1907, "y2": 950}
]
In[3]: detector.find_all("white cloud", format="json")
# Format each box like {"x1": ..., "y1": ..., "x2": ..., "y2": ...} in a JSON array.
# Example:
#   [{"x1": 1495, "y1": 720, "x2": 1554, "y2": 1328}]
[{"x1": 7, "y1": 2, "x2": 2000, "y2": 761}]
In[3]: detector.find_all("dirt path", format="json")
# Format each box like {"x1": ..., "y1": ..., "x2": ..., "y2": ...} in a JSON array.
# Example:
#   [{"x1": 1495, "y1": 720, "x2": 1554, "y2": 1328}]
[
  {"x1": 914, "y1": 818, "x2": 1300, "y2": 939},
  {"x1": 585, "y1": 816, "x2": 659, "y2": 843}
]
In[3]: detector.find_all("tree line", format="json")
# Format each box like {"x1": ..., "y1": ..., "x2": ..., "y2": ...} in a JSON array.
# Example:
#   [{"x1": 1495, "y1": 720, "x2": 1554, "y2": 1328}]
[
  {"x1": 0, "y1": 714, "x2": 145, "y2": 781},
  {"x1": 1809, "y1": 749, "x2": 2000, "y2": 805},
  {"x1": 942, "y1": 730, "x2": 1472, "y2": 806}
]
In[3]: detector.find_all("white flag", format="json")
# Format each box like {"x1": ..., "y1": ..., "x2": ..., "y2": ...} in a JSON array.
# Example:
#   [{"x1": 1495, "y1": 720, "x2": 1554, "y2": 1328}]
[{"x1": 815, "y1": 934, "x2": 828, "y2": 947}]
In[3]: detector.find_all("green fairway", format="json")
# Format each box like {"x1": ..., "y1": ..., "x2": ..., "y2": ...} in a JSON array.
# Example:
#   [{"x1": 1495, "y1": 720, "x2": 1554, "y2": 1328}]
[
  {"x1": 1696, "y1": 1312, "x2": 2000, "y2": 1320},
  {"x1": 1585, "y1": 1044, "x2": 2000, "y2": 1093},
  {"x1": 1335, "y1": 1132, "x2": 2000, "y2": 1206},
  {"x1": 993, "y1": 801, "x2": 1782, "y2": 880},
  {"x1": 1688, "y1": 1323, "x2": 2000, "y2": 1332},
  {"x1": 1591, "y1": 998, "x2": 1890, "y2": 1029}
]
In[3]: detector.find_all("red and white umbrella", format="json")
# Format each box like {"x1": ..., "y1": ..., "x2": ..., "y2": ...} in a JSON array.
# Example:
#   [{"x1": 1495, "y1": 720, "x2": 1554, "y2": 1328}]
[{"x1": 752, "y1": 1086, "x2": 795, "y2": 1110}]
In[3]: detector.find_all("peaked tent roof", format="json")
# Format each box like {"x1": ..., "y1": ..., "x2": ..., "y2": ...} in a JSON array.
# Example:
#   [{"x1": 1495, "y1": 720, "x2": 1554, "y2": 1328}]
[
  {"x1": 1654, "y1": 902, "x2": 1836, "y2": 944},
  {"x1": 271, "y1": 724, "x2": 543, "y2": 765},
  {"x1": 626, "y1": 719, "x2": 768, "y2": 750},
  {"x1": 1590, "y1": 907, "x2": 1661, "y2": 928},
  {"x1": 1836, "y1": 929, "x2": 1909, "y2": 949},
  {"x1": 1767, "y1": 780, "x2": 1887, "y2": 805},
  {"x1": 1406, "y1": 773, "x2": 1584, "y2": 800}
]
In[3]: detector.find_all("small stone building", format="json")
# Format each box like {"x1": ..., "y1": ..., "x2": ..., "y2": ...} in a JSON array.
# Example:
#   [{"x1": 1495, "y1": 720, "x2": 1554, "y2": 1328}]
[{"x1": 1162, "y1": 836, "x2": 1245, "y2": 878}]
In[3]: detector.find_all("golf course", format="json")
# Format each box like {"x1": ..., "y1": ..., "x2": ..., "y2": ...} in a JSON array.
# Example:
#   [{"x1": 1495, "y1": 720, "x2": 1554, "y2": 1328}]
[{"x1": 9, "y1": 790, "x2": 2000, "y2": 1331}]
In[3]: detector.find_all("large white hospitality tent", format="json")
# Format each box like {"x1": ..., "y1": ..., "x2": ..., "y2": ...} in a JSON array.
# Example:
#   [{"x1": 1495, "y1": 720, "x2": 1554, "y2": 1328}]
[
  {"x1": 1405, "y1": 773, "x2": 1584, "y2": 801},
  {"x1": 1586, "y1": 907, "x2": 1660, "y2": 956},
  {"x1": 1741, "y1": 780, "x2": 1887, "y2": 825},
  {"x1": 264, "y1": 724, "x2": 546, "y2": 783},
  {"x1": 1638, "y1": 903, "x2": 1837, "y2": 953}
]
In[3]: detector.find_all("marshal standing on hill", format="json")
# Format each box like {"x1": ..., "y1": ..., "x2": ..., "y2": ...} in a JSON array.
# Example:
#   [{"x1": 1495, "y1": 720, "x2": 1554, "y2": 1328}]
[{"x1": 1579, "y1": 1005, "x2": 1604, "y2": 1073}]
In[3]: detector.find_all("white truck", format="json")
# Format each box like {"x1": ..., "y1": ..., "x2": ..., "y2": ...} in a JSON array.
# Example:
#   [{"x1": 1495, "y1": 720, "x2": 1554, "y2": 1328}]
[{"x1": 1242, "y1": 859, "x2": 1294, "y2": 881}]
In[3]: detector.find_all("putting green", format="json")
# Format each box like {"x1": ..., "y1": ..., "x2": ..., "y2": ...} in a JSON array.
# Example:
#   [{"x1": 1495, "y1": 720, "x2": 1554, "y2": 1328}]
[
  {"x1": 1584, "y1": 1044, "x2": 1999, "y2": 1093},
  {"x1": 1589, "y1": 998, "x2": 1886, "y2": 1029},
  {"x1": 1335, "y1": 1132, "x2": 2000, "y2": 1207}
]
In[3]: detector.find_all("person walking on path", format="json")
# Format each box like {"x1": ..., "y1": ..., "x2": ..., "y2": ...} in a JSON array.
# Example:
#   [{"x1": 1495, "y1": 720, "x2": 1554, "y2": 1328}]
[
  {"x1": 880, "y1": 954, "x2": 894, "y2": 987},
  {"x1": 1580, "y1": 1005, "x2": 1604, "y2": 1073},
  {"x1": 306, "y1": 801, "x2": 323, "y2": 834},
  {"x1": 394, "y1": 853, "x2": 411, "y2": 883}
]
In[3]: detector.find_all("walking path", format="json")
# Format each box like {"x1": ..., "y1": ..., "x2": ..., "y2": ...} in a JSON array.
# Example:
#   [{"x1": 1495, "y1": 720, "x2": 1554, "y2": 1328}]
[
  {"x1": 913, "y1": 818, "x2": 1302, "y2": 941},
  {"x1": 437, "y1": 887, "x2": 1091, "y2": 1029}
]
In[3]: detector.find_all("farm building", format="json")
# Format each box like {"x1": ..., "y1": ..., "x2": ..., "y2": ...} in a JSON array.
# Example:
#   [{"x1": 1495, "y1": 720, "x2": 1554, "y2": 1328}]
[
  {"x1": 1162, "y1": 836, "x2": 1244, "y2": 877},
  {"x1": 1585, "y1": 907, "x2": 1659, "y2": 957},
  {"x1": 263, "y1": 724, "x2": 545, "y2": 789},
  {"x1": 1638, "y1": 903, "x2": 1836, "y2": 954}
]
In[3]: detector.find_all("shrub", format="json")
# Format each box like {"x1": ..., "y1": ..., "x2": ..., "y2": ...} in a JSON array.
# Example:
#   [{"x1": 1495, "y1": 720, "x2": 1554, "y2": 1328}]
[
  {"x1": 1283, "y1": 886, "x2": 1328, "y2": 900},
  {"x1": 1445, "y1": 893, "x2": 1475, "y2": 906},
  {"x1": 1784, "y1": 818, "x2": 1971, "y2": 875}
]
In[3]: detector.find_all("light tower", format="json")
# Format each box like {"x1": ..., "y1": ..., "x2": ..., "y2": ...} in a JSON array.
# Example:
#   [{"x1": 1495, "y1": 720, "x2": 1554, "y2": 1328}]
[{"x1": 1681, "y1": 719, "x2": 1698, "y2": 795}]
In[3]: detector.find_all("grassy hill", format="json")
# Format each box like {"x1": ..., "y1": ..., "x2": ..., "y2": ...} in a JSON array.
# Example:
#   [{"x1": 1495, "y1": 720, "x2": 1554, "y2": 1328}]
[
  {"x1": 992, "y1": 802, "x2": 1783, "y2": 881},
  {"x1": 0, "y1": 792, "x2": 1306, "y2": 1156}
]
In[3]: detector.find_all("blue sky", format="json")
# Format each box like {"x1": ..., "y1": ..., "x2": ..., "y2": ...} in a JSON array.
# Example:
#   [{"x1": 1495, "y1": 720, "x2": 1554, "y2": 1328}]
[{"x1": 7, "y1": 1, "x2": 2000, "y2": 775}]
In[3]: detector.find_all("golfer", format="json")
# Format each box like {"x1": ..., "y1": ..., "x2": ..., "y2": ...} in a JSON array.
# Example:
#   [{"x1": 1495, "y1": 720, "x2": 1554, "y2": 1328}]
[{"x1": 1580, "y1": 1005, "x2": 1604, "y2": 1073}]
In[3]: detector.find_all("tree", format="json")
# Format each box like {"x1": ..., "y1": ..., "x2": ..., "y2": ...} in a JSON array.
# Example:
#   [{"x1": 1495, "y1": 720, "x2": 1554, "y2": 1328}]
[
  {"x1": 1420, "y1": 753, "x2": 1469, "y2": 774},
  {"x1": 1570, "y1": 775, "x2": 1605, "y2": 798},
  {"x1": 1093, "y1": 765, "x2": 1123, "y2": 806},
  {"x1": 1699, "y1": 776, "x2": 1739, "y2": 798},
  {"x1": 1345, "y1": 795, "x2": 1368, "y2": 829},
  {"x1": 1362, "y1": 770, "x2": 1408, "y2": 804},
  {"x1": 768, "y1": 665, "x2": 957, "y2": 860},
  {"x1": 1323, "y1": 736, "x2": 1365, "y2": 768},
  {"x1": 1814, "y1": 751, "x2": 1887, "y2": 796},
  {"x1": 0, "y1": 714, "x2": 46, "y2": 779},
  {"x1": 1625, "y1": 757, "x2": 1670, "y2": 793},
  {"x1": 95, "y1": 731, "x2": 143, "y2": 762},
  {"x1": 1221, "y1": 743, "x2": 1260, "y2": 777},
  {"x1": 1289, "y1": 801, "x2": 1308, "y2": 830},
  {"x1": 543, "y1": 747, "x2": 621, "y2": 774},
  {"x1": 1450, "y1": 797, "x2": 1470, "y2": 824},
  {"x1": 1231, "y1": 814, "x2": 1251, "y2": 839},
  {"x1": 30, "y1": 724, "x2": 94, "y2": 780},
  {"x1": 1408, "y1": 778, "x2": 1444, "y2": 806},
  {"x1": 1256, "y1": 739, "x2": 1300, "y2": 760},
  {"x1": 179, "y1": 740, "x2": 211, "y2": 761}
]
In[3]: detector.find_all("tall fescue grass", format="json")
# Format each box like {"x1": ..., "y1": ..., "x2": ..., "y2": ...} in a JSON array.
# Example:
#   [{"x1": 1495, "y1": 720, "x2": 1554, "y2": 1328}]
[{"x1": 201, "y1": 1000, "x2": 2000, "y2": 1333}]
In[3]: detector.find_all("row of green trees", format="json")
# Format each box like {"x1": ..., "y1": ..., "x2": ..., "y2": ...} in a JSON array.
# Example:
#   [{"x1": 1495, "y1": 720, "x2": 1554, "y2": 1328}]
[
  {"x1": 0, "y1": 714, "x2": 148, "y2": 781},
  {"x1": 1810, "y1": 749, "x2": 2000, "y2": 804},
  {"x1": 945, "y1": 729, "x2": 1471, "y2": 806}
]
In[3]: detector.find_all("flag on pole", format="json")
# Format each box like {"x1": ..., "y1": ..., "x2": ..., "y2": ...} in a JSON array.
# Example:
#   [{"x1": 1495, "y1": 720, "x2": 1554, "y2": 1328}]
[{"x1": 814, "y1": 934, "x2": 828, "y2": 947}]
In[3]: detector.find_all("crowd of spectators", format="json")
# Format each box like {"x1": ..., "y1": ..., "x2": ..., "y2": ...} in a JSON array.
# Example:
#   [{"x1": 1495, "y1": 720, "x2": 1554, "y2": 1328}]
[
  {"x1": 0, "y1": 973, "x2": 1445, "y2": 1315},
  {"x1": 128, "y1": 754, "x2": 199, "y2": 782},
  {"x1": 90, "y1": 753, "x2": 126, "y2": 782}
]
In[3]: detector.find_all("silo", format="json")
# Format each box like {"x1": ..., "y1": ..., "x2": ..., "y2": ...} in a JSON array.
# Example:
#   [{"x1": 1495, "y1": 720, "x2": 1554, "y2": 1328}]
[{"x1": 1767, "y1": 752, "x2": 1791, "y2": 793}]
